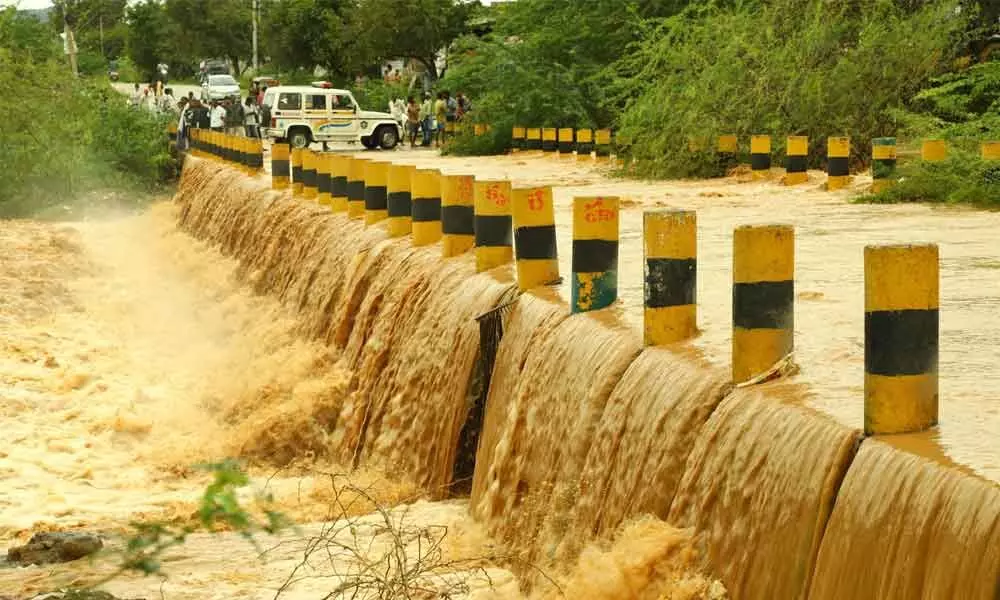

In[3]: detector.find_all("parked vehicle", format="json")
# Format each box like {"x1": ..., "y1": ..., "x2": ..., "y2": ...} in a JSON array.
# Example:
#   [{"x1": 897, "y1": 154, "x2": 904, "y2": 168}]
[
  {"x1": 261, "y1": 84, "x2": 401, "y2": 150},
  {"x1": 201, "y1": 74, "x2": 241, "y2": 101}
]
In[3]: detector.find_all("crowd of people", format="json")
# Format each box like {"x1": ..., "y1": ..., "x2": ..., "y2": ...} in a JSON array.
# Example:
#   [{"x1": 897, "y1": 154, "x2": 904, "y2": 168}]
[{"x1": 393, "y1": 90, "x2": 472, "y2": 148}]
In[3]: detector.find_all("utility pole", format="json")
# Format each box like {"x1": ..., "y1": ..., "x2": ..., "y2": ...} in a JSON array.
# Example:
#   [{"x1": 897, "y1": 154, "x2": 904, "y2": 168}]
[
  {"x1": 99, "y1": 14, "x2": 105, "y2": 59},
  {"x1": 252, "y1": 0, "x2": 259, "y2": 72},
  {"x1": 63, "y1": 3, "x2": 78, "y2": 77}
]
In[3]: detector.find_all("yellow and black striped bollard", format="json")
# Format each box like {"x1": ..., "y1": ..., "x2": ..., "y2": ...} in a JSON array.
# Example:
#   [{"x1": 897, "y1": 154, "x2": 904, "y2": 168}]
[
  {"x1": 252, "y1": 139, "x2": 264, "y2": 174},
  {"x1": 411, "y1": 168, "x2": 442, "y2": 246},
  {"x1": 575, "y1": 129, "x2": 594, "y2": 161},
  {"x1": 474, "y1": 124, "x2": 486, "y2": 137},
  {"x1": 316, "y1": 153, "x2": 332, "y2": 206},
  {"x1": 864, "y1": 244, "x2": 938, "y2": 435},
  {"x1": 541, "y1": 128, "x2": 558, "y2": 154},
  {"x1": 330, "y1": 155, "x2": 349, "y2": 212},
  {"x1": 526, "y1": 127, "x2": 542, "y2": 152},
  {"x1": 982, "y1": 141, "x2": 1000, "y2": 160},
  {"x1": 303, "y1": 150, "x2": 319, "y2": 199},
  {"x1": 291, "y1": 148, "x2": 304, "y2": 196},
  {"x1": 347, "y1": 157, "x2": 368, "y2": 218},
  {"x1": 784, "y1": 135, "x2": 808, "y2": 185},
  {"x1": 572, "y1": 196, "x2": 619, "y2": 313},
  {"x1": 441, "y1": 174, "x2": 475, "y2": 257},
  {"x1": 732, "y1": 224, "x2": 794, "y2": 384},
  {"x1": 871, "y1": 137, "x2": 897, "y2": 193},
  {"x1": 474, "y1": 180, "x2": 513, "y2": 272},
  {"x1": 826, "y1": 136, "x2": 851, "y2": 191},
  {"x1": 241, "y1": 138, "x2": 253, "y2": 174},
  {"x1": 750, "y1": 135, "x2": 771, "y2": 180},
  {"x1": 644, "y1": 209, "x2": 697, "y2": 345},
  {"x1": 717, "y1": 134, "x2": 737, "y2": 173},
  {"x1": 558, "y1": 128, "x2": 574, "y2": 157},
  {"x1": 512, "y1": 186, "x2": 559, "y2": 291},
  {"x1": 511, "y1": 126, "x2": 526, "y2": 152},
  {"x1": 387, "y1": 164, "x2": 413, "y2": 237},
  {"x1": 595, "y1": 129, "x2": 612, "y2": 162},
  {"x1": 364, "y1": 161, "x2": 389, "y2": 225},
  {"x1": 922, "y1": 139, "x2": 947, "y2": 162},
  {"x1": 167, "y1": 123, "x2": 177, "y2": 154}
]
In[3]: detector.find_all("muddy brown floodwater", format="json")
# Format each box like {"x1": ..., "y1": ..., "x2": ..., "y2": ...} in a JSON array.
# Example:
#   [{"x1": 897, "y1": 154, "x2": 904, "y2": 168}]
[
  {"x1": 0, "y1": 200, "x2": 722, "y2": 598},
  {"x1": 2, "y1": 147, "x2": 997, "y2": 599},
  {"x1": 382, "y1": 149, "x2": 1000, "y2": 484}
]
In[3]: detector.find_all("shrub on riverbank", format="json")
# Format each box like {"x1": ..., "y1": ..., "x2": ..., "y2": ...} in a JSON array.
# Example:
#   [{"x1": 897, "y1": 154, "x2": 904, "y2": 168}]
[
  {"x1": 0, "y1": 7, "x2": 174, "y2": 219},
  {"x1": 860, "y1": 151, "x2": 1000, "y2": 206}
]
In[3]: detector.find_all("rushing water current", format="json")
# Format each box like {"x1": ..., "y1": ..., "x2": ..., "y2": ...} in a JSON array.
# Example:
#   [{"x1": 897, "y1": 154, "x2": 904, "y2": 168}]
[{"x1": 3, "y1": 150, "x2": 998, "y2": 599}]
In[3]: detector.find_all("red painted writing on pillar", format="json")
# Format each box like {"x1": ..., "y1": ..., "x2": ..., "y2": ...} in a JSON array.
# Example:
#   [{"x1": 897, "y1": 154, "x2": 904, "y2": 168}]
[
  {"x1": 459, "y1": 177, "x2": 473, "y2": 199},
  {"x1": 487, "y1": 184, "x2": 509, "y2": 207},
  {"x1": 584, "y1": 198, "x2": 614, "y2": 223},
  {"x1": 527, "y1": 189, "x2": 546, "y2": 211}
]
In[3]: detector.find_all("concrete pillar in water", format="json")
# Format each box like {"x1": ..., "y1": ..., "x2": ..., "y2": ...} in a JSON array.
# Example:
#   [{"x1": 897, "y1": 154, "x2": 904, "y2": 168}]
[
  {"x1": 441, "y1": 174, "x2": 475, "y2": 257},
  {"x1": 826, "y1": 136, "x2": 851, "y2": 191},
  {"x1": 717, "y1": 134, "x2": 738, "y2": 172},
  {"x1": 732, "y1": 224, "x2": 794, "y2": 384},
  {"x1": 595, "y1": 129, "x2": 612, "y2": 161},
  {"x1": 512, "y1": 186, "x2": 559, "y2": 290},
  {"x1": 871, "y1": 137, "x2": 897, "y2": 193},
  {"x1": 386, "y1": 164, "x2": 413, "y2": 237},
  {"x1": 750, "y1": 135, "x2": 771, "y2": 180},
  {"x1": 864, "y1": 244, "x2": 939, "y2": 435},
  {"x1": 526, "y1": 128, "x2": 542, "y2": 152},
  {"x1": 291, "y1": 148, "x2": 303, "y2": 196},
  {"x1": 558, "y1": 128, "x2": 574, "y2": 156},
  {"x1": 511, "y1": 126, "x2": 525, "y2": 152},
  {"x1": 572, "y1": 196, "x2": 619, "y2": 313},
  {"x1": 330, "y1": 155, "x2": 349, "y2": 212},
  {"x1": 982, "y1": 141, "x2": 1000, "y2": 160},
  {"x1": 251, "y1": 139, "x2": 264, "y2": 174},
  {"x1": 785, "y1": 135, "x2": 809, "y2": 185},
  {"x1": 576, "y1": 129, "x2": 594, "y2": 161},
  {"x1": 236, "y1": 137, "x2": 248, "y2": 173},
  {"x1": 474, "y1": 179, "x2": 513, "y2": 272},
  {"x1": 541, "y1": 128, "x2": 558, "y2": 153},
  {"x1": 644, "y1": 209, "x2": 697, "y2": 345},
  {"x1": 411, "y1": 168, "x2": 442, "y2": 246},
  {"x1": 316, "y1": 153, "x2": 332, "y2": 207},
  {"x1": 364, "y1": 160, "x2": 389, "y2": 225},
  {"x1": 921, "y1": 139, "x2": 947, "y2": 162},
  {"x1": 347, "y1": 157, "x2": 368, "y2": 219},
  {"x1": 302, "y1": 150, "x2": 318, "y2": 199}
]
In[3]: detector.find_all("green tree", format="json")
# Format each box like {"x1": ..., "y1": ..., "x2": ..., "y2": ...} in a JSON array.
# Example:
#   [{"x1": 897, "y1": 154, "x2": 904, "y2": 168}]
[
  {"x1": 347, "y1": 0, "x2": 473, "y2": 80},
  {"x1": 166, "y1": 0, "x2": 251, "y2": 75},
  {"x1": 263, "y1": 0, "x2": 351, "y2": 77},
  {"x1": 125, "y1": 0, "x2": 172, "y2": 82}
]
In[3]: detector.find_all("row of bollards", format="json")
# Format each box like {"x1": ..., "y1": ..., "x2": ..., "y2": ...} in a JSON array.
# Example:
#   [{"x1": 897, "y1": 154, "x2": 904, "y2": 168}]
[
  {"x1": 263, "y1": 144, "x2": 938, "y2": 437},
  {"x1": 512, "y1": 127, "x2": 614, "y2": 161},
  {"x1": 188, "y1": 129, "x2": 264, "y2": 174}
]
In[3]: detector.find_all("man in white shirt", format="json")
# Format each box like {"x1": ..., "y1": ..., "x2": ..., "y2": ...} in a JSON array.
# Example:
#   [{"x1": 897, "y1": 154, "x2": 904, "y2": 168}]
[{"x1": 210, "y1": 101, "x2": 226, "y2": 132}]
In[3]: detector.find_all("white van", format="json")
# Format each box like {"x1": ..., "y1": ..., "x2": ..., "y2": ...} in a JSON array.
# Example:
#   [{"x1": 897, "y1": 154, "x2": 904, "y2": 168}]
[{"x1": 261, "y1": 85, "x2": 401, "y2": 150}]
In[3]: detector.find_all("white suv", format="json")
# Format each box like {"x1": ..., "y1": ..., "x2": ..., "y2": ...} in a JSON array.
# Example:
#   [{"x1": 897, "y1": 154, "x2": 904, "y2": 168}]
[{"x1": 261, "y1": 85, "x2": 401, "y2": 150}]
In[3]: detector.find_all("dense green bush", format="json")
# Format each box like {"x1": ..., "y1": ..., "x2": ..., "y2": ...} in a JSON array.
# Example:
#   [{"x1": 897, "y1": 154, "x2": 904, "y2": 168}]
[
  {"x1": 860, "y1": 151, "x2": 1000, "y2": 206},
  {"x1": 612, "y1": 0, "x2": 971, "y2": 178},
  {"x1": 0, "y1": 7, "x2": 175, "y2": 218}
]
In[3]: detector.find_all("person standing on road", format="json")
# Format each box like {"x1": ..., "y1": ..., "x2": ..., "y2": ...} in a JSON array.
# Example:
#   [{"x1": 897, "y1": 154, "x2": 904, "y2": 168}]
[
  {"x1": 434, "y1": 92, "x2": 447, "y2": 147},
  {"x1": 210, "y1": 100, "x2": 226, "y2": 132},
  {"x1": 158, "y1": 88, "x2": 178, "y2": 114},
  {"x1": 129, "y1": 83, "x2": 142, "y2": 108},
  {"x1": 224, "y1": 98, "x2": 243, "y2": 136},
  {"x1": 406, "y1": 96, "x2": 421, "y2": 148},
  {"x1": 445, "y1": 91, "x2": 457, "y2": 126},
  {"x1": 419, "y1": 92, "x2": 434, "y2": 147},
  {"x1": 244, "y1": 95, "x2": 260, "y2": 138}
]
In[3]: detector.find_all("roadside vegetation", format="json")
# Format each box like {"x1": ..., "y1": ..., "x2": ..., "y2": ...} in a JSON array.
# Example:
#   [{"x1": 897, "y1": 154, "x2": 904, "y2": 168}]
[{"x1": 0, "y1": 7, "x2": 174, "y2": 219}]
